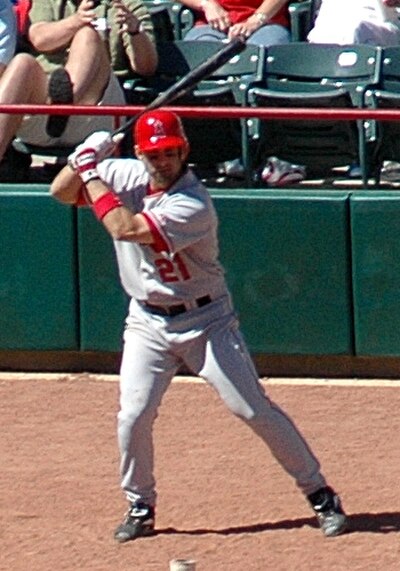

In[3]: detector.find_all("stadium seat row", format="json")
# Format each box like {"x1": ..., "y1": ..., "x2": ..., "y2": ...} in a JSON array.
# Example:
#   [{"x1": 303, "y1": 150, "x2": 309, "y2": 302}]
[{"x1": 122, "y1": 41, "x2": 400, "y2": 187}]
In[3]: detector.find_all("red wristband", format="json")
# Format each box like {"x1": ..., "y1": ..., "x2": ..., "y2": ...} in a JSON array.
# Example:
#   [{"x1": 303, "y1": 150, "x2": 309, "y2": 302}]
[{"x1": 92, "y1": 191, "x2": 123, "y2": 221}]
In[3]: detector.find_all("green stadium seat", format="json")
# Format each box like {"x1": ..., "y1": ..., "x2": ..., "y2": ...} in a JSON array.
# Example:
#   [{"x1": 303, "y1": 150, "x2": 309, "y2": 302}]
[
  {"x1": 370, "y1": 46, "x2": 400, "y2": 184},
  {"x1": 124, "y1": 40, "x2": 265, "y2": 182},
  {"x1": 248, "y1": 42, "x2": 382, "y2": 187}
]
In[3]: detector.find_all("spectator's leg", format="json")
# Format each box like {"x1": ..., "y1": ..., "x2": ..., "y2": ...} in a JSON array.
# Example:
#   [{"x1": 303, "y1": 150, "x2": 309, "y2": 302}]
[
  {"x1": 184, "y1": 23, "x2": 290, "y2": 46},
  {"x1": 183, "y1": 25, "x2": 227, "y2": 41},
  {"x1": 46, "y1": 26, "x2": 111, "y2": 138},
  {"x1": 354, "y1": 21, "x2": 400, "y2": 47},
  {"x1": 0, "y1": 53, "x2": 47, "y2": 161},
  {"x1": 65, "y1": 25, "x2": 111, "y2": 104},
  {"x1": 247, "y1": 24, "x2": 291, "y2": 47}
]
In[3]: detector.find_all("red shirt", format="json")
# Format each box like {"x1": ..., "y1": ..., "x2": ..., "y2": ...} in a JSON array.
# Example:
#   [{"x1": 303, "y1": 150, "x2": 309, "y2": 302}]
[{"x1": 195, "y1": 0, "x2": 289, "y2": 27}]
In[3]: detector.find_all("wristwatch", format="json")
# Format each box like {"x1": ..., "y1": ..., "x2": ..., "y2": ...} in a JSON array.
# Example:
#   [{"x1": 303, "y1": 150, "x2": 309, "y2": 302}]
[{"x1": 254, "y1": 12, "x2": 267, "y2": 24}]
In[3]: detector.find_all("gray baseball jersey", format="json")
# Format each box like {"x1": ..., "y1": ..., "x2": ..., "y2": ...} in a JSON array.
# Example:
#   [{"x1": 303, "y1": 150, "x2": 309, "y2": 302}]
[
  {"x1": 96, "y1": 158, "x2": 327, "y2": 508},
  {"x1": 98, "y1": 158, "x2": 228, "y2": 304}
]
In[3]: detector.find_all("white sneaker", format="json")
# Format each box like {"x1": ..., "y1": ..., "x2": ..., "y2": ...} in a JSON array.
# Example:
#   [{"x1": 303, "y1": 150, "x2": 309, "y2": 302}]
[
  {"x1": 380, "y1": 160, "x2": 400, "y2": 182},
  {"x1": 261, "y1": 156, "x2": 306, "y2": 187},
  {"x1": 217, "y1": 158, "x2": 245, "y2": 179}
]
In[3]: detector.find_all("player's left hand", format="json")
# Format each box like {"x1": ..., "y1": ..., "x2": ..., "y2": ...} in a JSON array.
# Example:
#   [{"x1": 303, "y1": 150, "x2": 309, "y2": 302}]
[{"x1": 74, "y1": 147, "x2": 100, "y2": 184}]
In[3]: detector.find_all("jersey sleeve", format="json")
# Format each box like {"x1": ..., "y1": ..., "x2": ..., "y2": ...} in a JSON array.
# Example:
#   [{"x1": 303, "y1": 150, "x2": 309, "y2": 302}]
[
  {"x1": 144, "y1": 190, "x2": 214, "y2": 255},
  {"x1": 97, "y1": 158, "x2": 148, "y2": 212}
]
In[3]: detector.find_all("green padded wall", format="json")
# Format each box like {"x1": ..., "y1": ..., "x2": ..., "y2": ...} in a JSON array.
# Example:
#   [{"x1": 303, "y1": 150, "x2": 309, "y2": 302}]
[
  {"x1": 0, "y1": 185, "x2": 79, "y2": 350},
  {"x1": 1, "y1": 185, "x2": 354, "y2": 356},
  {"x1": 214, "y1": 190, "x2": 354, "y2": 354},
  {"x1": 351, "y1": 192, "x2": 400, "y2": 356},
  {"x1": 77, "y1": 189, "x2": 353, "y2": 355},
  {"x1": 77, "y1": 208, "x2": 129, "y2": 352}
]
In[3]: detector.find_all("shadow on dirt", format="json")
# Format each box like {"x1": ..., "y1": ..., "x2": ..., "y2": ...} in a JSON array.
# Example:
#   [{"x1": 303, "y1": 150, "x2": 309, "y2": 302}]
[{"x1": 155, "y1": 511, "x2": 400, "y2": 536}]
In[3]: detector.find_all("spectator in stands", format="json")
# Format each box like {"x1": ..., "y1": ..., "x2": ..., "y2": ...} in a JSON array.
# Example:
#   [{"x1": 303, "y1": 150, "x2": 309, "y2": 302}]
[
  {"x1": 177, "y1": 0, "x2": 290, "y2": 47},
  {"x1": 12, "y1": 0, "x2": 35, "y2": 54},
  {"x1": 308, "y1": 0, "x2": 400, "y2": 182},
  {"x1": 172, "y1": 0, "x2": 290, "y2": 182},
  {"x1": 308, "y1": 0, "x2": 400, "y2": 46},
  {"x1": 0, "y1": 0, "x2": 158, "y2": 182},
  {"x1": 0, "y1": 0, "x2": 17, "y2": 78}
]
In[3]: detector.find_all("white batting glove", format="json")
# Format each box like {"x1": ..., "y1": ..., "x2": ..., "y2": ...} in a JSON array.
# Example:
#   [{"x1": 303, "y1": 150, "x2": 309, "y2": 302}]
[
  {"x1": 80, "y1": 131, "x2": 124, "y2": 161},
  {"x1": 74, "y1": 147, "x2": 99, "y2": 184},
  {"x1": 68, "y1": 131, "x2": 124, "y2": 170}
]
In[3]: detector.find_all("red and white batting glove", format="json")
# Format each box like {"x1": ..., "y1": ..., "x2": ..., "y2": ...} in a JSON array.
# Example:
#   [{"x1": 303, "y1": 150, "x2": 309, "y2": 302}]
[
  {"x1": 74, "y1": 148, "x2": 99, "y2": 184},
  {"x1": 68, "y1": 131, "x2": 123, "y2": 171}
]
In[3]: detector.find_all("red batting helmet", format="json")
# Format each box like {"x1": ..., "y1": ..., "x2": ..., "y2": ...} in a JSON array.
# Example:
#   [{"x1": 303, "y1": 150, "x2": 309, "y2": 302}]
[{"x1": 134, "y1": 110, "x2": 188, "y2": 153}]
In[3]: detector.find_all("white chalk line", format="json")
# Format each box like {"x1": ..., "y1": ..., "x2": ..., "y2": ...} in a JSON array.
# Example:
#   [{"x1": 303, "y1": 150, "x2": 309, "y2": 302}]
[{"x1": 1, "y1": 372, "x2": 400, "y2": 387}]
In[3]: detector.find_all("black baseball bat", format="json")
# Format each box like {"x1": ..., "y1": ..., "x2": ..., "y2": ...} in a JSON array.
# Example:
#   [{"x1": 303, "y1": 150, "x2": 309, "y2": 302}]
[{"x1": 112, "y1": 37, "x2": 246, "y2": 137}]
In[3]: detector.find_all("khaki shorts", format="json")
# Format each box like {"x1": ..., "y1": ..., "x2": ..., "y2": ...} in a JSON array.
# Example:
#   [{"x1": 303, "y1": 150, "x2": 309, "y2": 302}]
[{"x1": 17, "y1": 71, "x2": 126, "y2": 147}]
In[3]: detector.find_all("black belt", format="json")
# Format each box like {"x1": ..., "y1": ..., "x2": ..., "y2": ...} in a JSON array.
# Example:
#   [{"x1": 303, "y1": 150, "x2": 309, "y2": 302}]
[{"x1": 143, "y1": 295, "x2": 212, "y2": 317}]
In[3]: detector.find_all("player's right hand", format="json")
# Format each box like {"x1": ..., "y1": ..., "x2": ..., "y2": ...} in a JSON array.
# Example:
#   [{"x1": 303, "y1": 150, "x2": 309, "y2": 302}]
[
  {"x1": 68, "y1": 131, "x2": 123, "y2": 170},
  {"x1": 79, "y1": 131, "x2": 123, "y2": 162}
]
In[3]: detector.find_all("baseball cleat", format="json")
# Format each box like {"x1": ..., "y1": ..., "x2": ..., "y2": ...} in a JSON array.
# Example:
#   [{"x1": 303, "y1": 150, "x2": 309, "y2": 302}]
[
  {"x1": 114, "y1": 502, "x2": 155, "y2": 543},
  {"x1": 307, "y1": 486, "x2": 348, "y2": 537}
]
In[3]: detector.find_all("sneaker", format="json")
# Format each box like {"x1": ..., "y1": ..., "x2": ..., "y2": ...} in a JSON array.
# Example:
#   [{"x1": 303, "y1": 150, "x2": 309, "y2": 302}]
[
  {"x1": 307, "y1": 486, "x2": 347, "y2": 537},
  {"x1": 114, "y1": 502, "x2": 155, "y2": 543},
  {"x1": 347, "y1": 162, "x2": 362, "y2": 179},
  {"x1": 380, "y1": 160, "x2": 400, "y2": 182},
  {"x1": 260, "y1": 156, "x2": 306, "y2": 187},
  {"x1": 217, "y1": 158, "x2": 245, "y2": 179},
  {"x1": 46, "y1": 67, "x2": 73, "y2": 138}
]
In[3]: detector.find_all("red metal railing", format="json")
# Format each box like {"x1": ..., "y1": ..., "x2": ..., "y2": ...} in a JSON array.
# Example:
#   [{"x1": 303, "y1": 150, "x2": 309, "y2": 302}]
[{"x1": 1, "y1": 103, "x2": 400, "y2": 121}]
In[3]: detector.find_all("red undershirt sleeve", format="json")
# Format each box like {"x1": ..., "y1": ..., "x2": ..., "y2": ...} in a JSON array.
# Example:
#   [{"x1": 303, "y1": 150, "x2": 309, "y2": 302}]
[{"x1": 141, "y1": 211, "x2": 170, "y2": 253}]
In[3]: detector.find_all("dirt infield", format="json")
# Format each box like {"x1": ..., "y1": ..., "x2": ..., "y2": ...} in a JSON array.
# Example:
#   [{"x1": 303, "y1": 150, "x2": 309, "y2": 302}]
[{"x1": 1, "y1": 373, "x2": 399, "y2": 571}]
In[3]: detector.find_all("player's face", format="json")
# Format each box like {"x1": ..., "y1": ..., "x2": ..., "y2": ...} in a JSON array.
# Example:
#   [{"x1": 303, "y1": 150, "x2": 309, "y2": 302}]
[{"x1": 138, "y1": 146, "x2": 188, "y2": 189}]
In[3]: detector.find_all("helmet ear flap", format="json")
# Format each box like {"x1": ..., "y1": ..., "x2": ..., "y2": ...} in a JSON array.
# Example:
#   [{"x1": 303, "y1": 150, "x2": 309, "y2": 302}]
[{"x1": 134, "y1": 110, "x2": 188, "y2": 153}]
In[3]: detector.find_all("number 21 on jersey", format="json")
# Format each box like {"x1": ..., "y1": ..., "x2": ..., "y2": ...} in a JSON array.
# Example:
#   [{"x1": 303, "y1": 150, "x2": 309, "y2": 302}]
[{"x1": 155, "y1": 253, "x2": 191, "y2": 283}]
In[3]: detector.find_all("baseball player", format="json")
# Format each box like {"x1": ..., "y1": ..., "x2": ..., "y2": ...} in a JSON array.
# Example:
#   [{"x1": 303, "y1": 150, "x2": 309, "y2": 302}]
[{"x1": 50, "y1": 110, "x2": 348, "y2": 542}]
